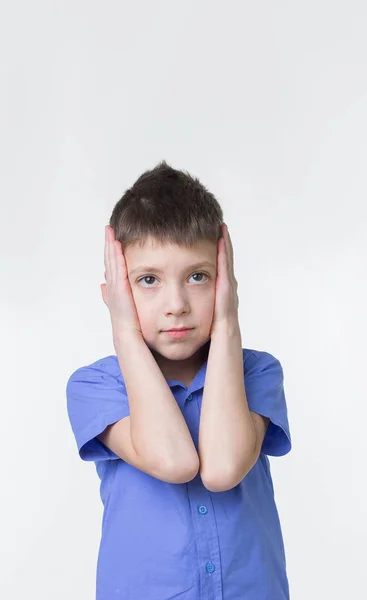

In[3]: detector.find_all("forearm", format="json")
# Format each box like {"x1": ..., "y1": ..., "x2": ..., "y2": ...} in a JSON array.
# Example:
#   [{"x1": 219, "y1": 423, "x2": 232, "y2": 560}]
[
  {"x1": 114, "y1": 333, "x2": 199, "y2": 477},
  {"x1": 199, "y1": 322, "x2": 256, "y2": 488}
]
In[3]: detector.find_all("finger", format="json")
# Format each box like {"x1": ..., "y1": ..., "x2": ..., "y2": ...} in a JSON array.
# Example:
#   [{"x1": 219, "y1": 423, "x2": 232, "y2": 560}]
[
  {"x1": 114, "y1": 238, "x2": 127, "y2": 281},
  {"x1": 104, "y1": 227, "x2": 109, "y2": 278},
  {"x1": 220, "y1": 225, "x2": 229, "y2": 273},
  {"x1": 105, "y1": 226, "x2": 114, "y2": 283},
  {"x1": 223, "y1": 224, "x2": 234, "y2": 276},
  {"x1": 217, "y1": 235, "x2": 226, "y2": 280},
  {"x1": 107, "y1": 226, "x2": 117, "y2": 286}
]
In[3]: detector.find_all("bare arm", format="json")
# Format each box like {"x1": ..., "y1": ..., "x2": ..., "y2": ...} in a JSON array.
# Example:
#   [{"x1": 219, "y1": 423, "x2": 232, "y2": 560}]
[
  {"x1": 111, "y1": 332, "x2": 200, "y2": 482},
  {"x1": 99, "y1": 225, "x2": 199, "y2": 483},
  {"x1": 97, "y1": 415, "x2": 198, "y2": 484},
  {"x1": 198, "y1": 322, "x2": 269, "y2": 492}
]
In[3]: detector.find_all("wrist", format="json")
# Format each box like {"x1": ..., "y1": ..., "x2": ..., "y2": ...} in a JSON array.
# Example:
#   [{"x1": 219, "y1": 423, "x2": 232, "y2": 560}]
[
  {"x1": 211, "y1": 318, "x2": 241, "y2": 339},
  {"x1": 113, "y1": 328, "x2": 144, "y2": 351}
]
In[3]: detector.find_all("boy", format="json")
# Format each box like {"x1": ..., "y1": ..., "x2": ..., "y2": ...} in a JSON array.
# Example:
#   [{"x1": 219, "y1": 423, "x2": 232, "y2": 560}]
[{"x1": 66, "y1": 161, "x2": 292, "y2": 599}]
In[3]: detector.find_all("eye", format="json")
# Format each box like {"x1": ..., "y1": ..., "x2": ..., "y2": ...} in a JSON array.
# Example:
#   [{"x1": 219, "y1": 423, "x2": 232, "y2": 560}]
[
  {"x1": 189, "y1": 272, "x2": 209, "y2": 284},
  {"x1": 137, "y1": 272, "x2": 209, "y2": 288},
  {"x1": 137, "y1": 276, "x2": 158, "y2": 287}
]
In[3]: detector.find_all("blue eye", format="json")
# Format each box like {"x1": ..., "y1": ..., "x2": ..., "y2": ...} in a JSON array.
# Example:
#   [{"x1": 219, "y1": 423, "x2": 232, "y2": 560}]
[{"x1": 137, "y1": 272, "x2": 209, "y2": 287}]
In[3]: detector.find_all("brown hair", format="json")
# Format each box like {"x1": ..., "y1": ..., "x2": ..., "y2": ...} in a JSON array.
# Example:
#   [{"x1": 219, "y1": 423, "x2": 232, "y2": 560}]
[{"x1": 109, "y1": 160, "x2": 224, "y2": 249}]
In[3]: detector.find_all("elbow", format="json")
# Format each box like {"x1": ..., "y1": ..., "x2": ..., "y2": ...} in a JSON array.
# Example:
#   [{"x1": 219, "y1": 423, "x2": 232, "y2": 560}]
[
  {"x1": 201, "y1": 471, "x2": 239, "y2": 493},
  {"x1": 201, "y1": 456, "x2": 258, "y2": 492},
  {"x1": 173, "y1": 463, "x2": 200, "y2": 484},
  {"x1": 161, "y1": 453, "x2": 200, "y2": 485}
]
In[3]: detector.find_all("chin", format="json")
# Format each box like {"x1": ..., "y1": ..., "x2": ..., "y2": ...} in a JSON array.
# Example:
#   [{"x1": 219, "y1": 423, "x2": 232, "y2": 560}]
[
  {"x1": 159, "y1": 345, "x2": 196, "y2": 361},
  {"x1": 146, "y1": 336, "x2": 209, "y2": 361}
]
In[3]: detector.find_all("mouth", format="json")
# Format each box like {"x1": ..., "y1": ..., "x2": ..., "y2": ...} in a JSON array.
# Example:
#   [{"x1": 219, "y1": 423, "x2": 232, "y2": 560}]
[
  {"x1": 164, "y1": 328, "x2": 193, "y2": 332},
  {"x1": 162, "y1": 328, "x2": 194, "y2": 339}
]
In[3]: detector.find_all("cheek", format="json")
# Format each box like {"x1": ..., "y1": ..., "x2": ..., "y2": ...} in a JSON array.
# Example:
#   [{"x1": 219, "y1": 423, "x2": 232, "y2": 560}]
[
  {"x1": 199, "y1": 290, "x2": 216, "y2": 319},
  {"x1": 131, "y1": 293, "x2": 156, "y2": 329},
  {"x1": 190, "y1": 285, "x2": 216, "y2": 312}
]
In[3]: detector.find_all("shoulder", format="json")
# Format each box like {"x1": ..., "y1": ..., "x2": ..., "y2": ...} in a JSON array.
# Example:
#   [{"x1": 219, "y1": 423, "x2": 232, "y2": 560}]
[
  {"x1": 242, "y1": 348, "x2": 282, "y2": 370},
  {"x1": 241, "y1": 347, "x2": 291, "y2": 456},
  {"x1": 242, "y1": 348, "x2": 285, "y2": 392},
  {"x1": 65, "y1": 355, "x2": 130, "y2": 461},
  {"x1": 66, "y1": 355, "x2": 123, "y2": 388}
]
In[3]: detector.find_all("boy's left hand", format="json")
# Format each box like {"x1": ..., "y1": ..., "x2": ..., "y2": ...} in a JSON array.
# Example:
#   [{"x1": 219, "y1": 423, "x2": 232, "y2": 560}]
[{"x1": 210, "y1": 223, "x2": 240, "y2": 337}]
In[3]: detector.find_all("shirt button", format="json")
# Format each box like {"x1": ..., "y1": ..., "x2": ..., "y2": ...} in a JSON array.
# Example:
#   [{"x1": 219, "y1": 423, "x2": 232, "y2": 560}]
[
  {"x1": 198, "y1": 505, "x2": 208, "y2": 515},
  {"x1": 206, "y1": 561, "x2": 215, "y2": 574},
  {"x1": 187, "y1": 394, "x2": 193, "y2": 401}
]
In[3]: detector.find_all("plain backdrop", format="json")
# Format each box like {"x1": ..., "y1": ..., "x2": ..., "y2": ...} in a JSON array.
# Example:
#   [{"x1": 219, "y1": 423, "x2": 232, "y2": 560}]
[{"x1": 1, "y1": 1, "x2": 366, "y2": 598}]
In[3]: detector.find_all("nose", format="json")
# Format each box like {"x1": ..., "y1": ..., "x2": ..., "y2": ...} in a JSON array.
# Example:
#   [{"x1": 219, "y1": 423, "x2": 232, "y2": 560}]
[{"x1": 163, "y1": 284, "x2": 190, "y2": 317}]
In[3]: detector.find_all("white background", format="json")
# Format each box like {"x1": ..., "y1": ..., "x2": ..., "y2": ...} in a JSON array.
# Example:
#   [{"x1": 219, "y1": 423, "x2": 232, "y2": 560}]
[{"x1": 1, "y1": 1, "x2": 366, "y2": 598}]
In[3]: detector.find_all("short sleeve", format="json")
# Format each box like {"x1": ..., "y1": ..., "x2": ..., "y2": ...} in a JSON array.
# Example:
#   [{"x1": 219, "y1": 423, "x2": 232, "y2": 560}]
[
  {"x1": 66, "y1": 357, "x2": 130, "y2": 462},
  {"x1": 244, "y1": 350, "x2": 291, "y2": 457}
]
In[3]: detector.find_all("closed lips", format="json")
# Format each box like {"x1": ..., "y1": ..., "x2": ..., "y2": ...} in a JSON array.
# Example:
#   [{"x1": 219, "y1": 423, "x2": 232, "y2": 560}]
[{"x1": 164, "y1": 328, "x2": 192, "y2": 331}]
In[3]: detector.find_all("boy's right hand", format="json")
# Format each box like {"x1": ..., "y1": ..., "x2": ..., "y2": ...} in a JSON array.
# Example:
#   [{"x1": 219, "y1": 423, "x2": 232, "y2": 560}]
[{"x1": 101, "y1": 225, "x2": 142, "y2": 342}]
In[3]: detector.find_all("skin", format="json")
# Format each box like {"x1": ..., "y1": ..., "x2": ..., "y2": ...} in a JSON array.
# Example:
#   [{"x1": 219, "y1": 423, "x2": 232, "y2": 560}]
[
  {"x1": 110, "y1": 234, "x2": 218, "y2": 386},
  {"x1": 101, "y1": 224, "x2": 270, "y2": 489},
  {"x1": 101, "y1": 224, "x2": 238, "y2": 386}
]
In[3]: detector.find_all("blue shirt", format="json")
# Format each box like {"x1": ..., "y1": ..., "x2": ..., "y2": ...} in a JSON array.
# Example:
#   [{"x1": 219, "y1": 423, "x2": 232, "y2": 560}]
[{"x1": 66, "y1": 348, "x2": 292, "y2": 600}]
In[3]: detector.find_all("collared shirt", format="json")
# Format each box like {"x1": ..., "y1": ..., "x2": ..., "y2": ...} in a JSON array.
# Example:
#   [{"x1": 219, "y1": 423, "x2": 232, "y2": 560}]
[{"x1": 66, "y1": 348, "x2": 292, "y2": 600}]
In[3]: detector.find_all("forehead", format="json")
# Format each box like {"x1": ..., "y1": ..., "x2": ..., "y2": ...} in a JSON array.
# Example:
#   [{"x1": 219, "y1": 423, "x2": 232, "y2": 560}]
[{"x1": 125, "y1": 236, "x2": 217, "y2": 272}]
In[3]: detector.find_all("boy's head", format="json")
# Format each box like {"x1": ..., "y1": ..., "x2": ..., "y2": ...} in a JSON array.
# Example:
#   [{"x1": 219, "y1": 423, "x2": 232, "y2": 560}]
[{"x1": 109, "y1": 160, "x2": 224, "y2": 380}]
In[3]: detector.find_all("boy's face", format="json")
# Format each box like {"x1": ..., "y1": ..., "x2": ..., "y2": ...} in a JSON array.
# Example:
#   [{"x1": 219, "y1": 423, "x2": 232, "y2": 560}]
[{"x1": 124, "y1": 236, "x2": 218, "y2": 382}]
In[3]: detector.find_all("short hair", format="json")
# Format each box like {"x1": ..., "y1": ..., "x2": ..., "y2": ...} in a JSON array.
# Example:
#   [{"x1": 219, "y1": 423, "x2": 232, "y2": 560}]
[{"x1": 109, "y1": 160, "x2": 224, "y2": 249}]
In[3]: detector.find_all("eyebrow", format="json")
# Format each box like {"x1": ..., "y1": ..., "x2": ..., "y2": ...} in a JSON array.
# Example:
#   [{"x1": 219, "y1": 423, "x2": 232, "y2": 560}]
[{"x1": 129, "y1": 261, "x2": 216, "y2": 276}]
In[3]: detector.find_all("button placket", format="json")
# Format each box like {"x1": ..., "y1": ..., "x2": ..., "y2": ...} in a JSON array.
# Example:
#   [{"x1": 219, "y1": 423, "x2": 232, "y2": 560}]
[{"x1": 186, "y1": 436, "x2": 222, "y2": 595}]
